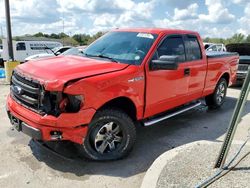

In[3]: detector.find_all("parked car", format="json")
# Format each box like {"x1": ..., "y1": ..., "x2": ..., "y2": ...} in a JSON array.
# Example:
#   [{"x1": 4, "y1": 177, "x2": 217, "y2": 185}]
[
  {"x1": 2, "y1": 39, "x2": 62, "y2": 62},
  {"x1": 25, "y1": 46, "x2": 85, "y2": 62},
  {"x1": 226, "y1": 43, "x2": 250, "y2": 84},
  {"x1": 6, "y1": 28, "x2": 239, "y2": 161},
  {"x1": 24, "y1": 46, "x2": 72, "y2": 62},
  {"x1": 204, "y1": 43, "x2": 226, "y2": 52},
  {"x1": 60, "y1": 46, "x2": 85, "y2": 56}
]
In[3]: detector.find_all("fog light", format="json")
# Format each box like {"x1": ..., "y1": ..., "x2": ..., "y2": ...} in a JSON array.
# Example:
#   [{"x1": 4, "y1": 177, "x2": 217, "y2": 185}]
[{"x1": 50, "y1": 131, "x2": 62, "y2": 140}]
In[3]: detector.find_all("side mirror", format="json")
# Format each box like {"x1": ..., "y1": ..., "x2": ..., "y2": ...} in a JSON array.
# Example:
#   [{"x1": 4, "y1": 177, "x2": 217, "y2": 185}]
[{"x1": 151, "y1": 55, "x2": 179, "y2": 70}]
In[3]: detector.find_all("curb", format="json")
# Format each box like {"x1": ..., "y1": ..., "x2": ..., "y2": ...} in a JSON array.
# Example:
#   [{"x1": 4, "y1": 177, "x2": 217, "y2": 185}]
[
  {"x1": 140, "y1": 139, "x2": 250, "y2": 188},
  {"x1": 140, "y1": 140, "x2": 214, "y2": 188}
]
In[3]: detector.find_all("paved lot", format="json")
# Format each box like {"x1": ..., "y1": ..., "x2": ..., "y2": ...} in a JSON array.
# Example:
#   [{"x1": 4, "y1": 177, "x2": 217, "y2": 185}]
[{"x1": 0, "y1": 83, "x2": 249, "y2": 188}]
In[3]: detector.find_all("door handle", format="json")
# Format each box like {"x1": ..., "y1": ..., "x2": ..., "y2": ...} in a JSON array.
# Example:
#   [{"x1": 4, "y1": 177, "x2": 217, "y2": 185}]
[{"x1": 184, "y1": 68, "x2": 190, "y2": 76}]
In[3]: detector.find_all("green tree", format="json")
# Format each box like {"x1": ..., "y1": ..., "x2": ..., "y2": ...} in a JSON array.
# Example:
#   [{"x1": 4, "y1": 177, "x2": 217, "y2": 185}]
[
  {"x1": 245, "y1": 35, "x2": 250, "y2": 43},
  {"x1": 58, "y1": 32, "x2": 69, "y2": 39},
  {"x1": 203, "y1": 37, "x2": 210, "y2": 43},
  {"x1": 73, "y1": 34, "x2": 91, "y2": 45},
  {"x1": 62, "y1": 37, "x2": 79, "y2": 46},
  {"x1": 227, "y1": 33, "x2": 245, "y2": 44},
  {"x1": 50, "y1": 33, "x2": 59, "y2": 39},
  {"x1": 33, "y1": 32, "x2": 44, "y2": 37}
]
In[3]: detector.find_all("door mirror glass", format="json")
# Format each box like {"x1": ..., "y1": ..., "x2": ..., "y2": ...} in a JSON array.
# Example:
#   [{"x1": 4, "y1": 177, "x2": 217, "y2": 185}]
[{"x1": 151, "y1": 55, "x2": 179, "y2": 70}]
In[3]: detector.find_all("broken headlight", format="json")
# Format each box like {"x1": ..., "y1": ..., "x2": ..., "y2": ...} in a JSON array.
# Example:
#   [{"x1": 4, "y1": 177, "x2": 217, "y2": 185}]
[
  {"x1": 41, "y1": 92, "x2": 84, "y2": 116},
  {"x1": 59, "y1": 94, "x2": 84, "y2": 113}
]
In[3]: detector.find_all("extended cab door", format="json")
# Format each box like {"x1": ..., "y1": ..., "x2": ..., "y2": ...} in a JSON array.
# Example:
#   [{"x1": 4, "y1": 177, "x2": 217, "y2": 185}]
[
  {"x1": 145, "y1": 35, "x2": 191, "y2": 118},
  {"x1": 183, "y1": 35, "x2": 207, "y2": 100}
]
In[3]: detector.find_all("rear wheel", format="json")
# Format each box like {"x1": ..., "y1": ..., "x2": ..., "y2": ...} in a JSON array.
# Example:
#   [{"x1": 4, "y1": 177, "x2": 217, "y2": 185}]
[
  {"x1": 205, "y1": 78, "x2": 227, "y2": 109},
  {"x1": 78, "y1": 108, "x2": 136, "y2": 160}
]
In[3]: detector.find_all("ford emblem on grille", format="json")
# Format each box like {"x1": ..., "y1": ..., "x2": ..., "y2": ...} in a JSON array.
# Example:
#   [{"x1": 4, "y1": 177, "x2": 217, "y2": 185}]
[{"x1": 13, "y1": 85, "x2": 23, "y2": 95}]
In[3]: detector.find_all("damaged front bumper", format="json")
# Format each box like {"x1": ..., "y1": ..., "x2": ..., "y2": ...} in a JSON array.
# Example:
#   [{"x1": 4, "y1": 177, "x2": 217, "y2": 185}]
[{"x1": 6, "y1": 95, "x2": 96, "y2": 144}]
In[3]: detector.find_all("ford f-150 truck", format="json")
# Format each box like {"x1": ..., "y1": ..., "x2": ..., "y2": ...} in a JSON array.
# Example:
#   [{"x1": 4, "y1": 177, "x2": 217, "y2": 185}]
[
  {"x1": 6, "y1": 28, "x2": 239, "y2": 160},
  {"x1": 226, "y1": 43, "x2": 250, "y2": 84}
]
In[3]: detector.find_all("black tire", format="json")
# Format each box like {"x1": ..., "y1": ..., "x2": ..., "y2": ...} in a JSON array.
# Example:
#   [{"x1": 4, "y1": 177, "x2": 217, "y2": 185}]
[
  {"x1": 205, "y1": 78, "x2": 227, "y2": 109},
  {"x1": 77, "y1": 108, "x2": 136, "y2": 161}
]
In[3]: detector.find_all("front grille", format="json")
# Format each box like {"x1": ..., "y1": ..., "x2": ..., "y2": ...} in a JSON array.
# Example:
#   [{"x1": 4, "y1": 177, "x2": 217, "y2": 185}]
[
  {"x1": 238, "y1": 64, "x2": 249, "y2": 71},
  {"x1": 11, "y1": 71, "x2": 41, "y2": 112}
]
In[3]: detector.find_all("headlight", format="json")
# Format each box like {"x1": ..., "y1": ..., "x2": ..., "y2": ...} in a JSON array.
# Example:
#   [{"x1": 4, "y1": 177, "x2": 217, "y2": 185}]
[
  {"x1": 59, "y1": 94, "x2": 84, "y2": 113},
  {"x1": 41, "y1": 92, "x2": 84, "y2": 116}
]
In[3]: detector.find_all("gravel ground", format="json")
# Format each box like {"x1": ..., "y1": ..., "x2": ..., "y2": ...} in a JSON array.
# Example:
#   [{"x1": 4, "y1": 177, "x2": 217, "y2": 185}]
[{"x1": 0, "y1": 81, "x2": 249, "y2": 188}]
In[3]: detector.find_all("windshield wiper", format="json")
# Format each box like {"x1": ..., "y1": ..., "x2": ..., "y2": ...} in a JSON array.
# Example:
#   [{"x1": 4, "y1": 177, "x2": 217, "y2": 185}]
[
  {"x1": 84, "y1": 53, "x2": 118, "y2": 63},
  {"x1": 44, "y1": 44, "x2": 57, "y2": 56}
]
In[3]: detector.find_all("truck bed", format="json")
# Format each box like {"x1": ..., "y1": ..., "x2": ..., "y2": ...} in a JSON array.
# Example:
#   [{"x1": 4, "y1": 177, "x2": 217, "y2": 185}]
[{"x1": 206, "y1": 51, "x2": 239, "y2": 58}]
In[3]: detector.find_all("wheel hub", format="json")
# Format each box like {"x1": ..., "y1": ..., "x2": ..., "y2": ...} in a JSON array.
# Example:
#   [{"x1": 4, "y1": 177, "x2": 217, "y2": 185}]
[
  {"x1": 105, "y1": 132, "x2": 115, "y2": 142},
  {"x1": 93, "y1": 121, "x2": 123, "y2": 154}
]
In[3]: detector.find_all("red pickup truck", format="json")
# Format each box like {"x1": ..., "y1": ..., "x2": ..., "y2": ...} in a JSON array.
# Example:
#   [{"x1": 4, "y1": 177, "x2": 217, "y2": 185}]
[{"x1": 6, "y1": 28, "x2": 239, "y2": 160}]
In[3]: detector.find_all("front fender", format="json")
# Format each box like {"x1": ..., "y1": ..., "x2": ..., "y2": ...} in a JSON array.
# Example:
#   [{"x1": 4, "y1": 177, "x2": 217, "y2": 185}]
[{"x1": 63, "y1": 65, "x2": 145, "y2": 119}]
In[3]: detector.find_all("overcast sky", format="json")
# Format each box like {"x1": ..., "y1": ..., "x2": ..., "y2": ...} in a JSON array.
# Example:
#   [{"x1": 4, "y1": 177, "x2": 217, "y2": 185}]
[{"x1": 0, "y1": 0, "x2": 249, "y2": 38}]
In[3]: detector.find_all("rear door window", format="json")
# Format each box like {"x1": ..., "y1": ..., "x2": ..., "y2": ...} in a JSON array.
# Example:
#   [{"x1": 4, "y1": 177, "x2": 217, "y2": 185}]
[{"x1": 184, "y1": 36, "x2": 202, "y2": 61}]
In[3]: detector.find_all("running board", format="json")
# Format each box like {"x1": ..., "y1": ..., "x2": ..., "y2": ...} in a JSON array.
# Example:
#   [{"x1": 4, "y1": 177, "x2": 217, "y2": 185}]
[{"x1": 143, "y1": 101, "x2": 202, "y2": 126}]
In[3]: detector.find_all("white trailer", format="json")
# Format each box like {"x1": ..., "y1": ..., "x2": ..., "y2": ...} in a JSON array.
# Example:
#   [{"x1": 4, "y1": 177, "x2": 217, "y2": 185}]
[{"x1": 2, "y1": 39, "x2": 62, "y2": 62}]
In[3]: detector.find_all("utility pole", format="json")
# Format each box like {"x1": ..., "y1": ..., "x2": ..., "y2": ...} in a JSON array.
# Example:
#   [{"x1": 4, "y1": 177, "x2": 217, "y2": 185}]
[
  {"x1": 62, "y1": 10, "x2": 65, "y2": 46},
  {"x1": 5, "y1": 0, "x2": 14, "y2": 60},
  {"x1": 0, "y1": 26, "x2": 3, "y2": 39}
]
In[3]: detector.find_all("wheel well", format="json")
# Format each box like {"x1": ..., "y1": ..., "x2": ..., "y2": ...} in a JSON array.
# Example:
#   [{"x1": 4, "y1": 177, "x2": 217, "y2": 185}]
[
  {"x1": 221, "y1": 73, "x2": 230, "y2": 85},
  {"x1": 98, "y1": 97, "x2": 137, "y2": 120}
]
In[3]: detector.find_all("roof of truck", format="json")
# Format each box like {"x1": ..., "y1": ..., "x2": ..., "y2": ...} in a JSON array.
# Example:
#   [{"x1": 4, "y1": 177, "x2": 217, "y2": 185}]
[{"x1": 113, "y1": 28, "x2": 199, "y2": 35}]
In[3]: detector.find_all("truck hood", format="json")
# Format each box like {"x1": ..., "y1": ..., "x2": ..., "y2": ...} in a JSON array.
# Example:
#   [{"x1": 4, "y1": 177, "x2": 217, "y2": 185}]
[{"x1": 16, "y1": 55, "x2": 129, "y2": 90}]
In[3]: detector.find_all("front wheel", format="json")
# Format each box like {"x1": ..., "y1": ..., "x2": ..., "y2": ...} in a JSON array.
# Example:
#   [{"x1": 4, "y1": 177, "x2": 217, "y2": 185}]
[
  {"x1": 205, "y1": 78, "x2": 228, "y2": 109},
  {"x1": 77, "y1": 108, "x2": 136, "y2": 161}
]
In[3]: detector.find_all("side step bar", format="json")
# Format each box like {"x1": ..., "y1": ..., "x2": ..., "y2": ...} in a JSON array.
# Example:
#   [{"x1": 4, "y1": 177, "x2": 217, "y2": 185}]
[{"x1": 143, "y1": 101, "x2": 202, "y2": 126}]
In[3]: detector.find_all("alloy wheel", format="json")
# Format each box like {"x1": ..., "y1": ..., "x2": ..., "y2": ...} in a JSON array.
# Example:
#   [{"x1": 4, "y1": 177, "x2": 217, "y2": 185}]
[
  {"x1": 94, "y1": 122, "x2": 123, "y2": 154},
  {"x1": 216, "y1": 83, "x2": 226, "y2": 104}
]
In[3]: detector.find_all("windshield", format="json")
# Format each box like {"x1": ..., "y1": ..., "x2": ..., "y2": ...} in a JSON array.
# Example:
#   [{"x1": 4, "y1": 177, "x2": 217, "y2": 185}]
[{"x1": 84, "y1": 31, "x2": 158, "y2": 65}]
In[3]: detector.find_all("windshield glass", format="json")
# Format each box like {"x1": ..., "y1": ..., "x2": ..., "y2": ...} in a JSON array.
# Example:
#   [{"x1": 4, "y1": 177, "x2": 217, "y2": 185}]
[{"x1": 84, "y1": 31, "x2": 158, "y2": 65}]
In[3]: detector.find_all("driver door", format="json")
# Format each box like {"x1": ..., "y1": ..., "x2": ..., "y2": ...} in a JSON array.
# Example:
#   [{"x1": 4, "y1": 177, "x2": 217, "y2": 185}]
[{"x1": 144, "y1": 35, "x2": 190, "y2": 118}]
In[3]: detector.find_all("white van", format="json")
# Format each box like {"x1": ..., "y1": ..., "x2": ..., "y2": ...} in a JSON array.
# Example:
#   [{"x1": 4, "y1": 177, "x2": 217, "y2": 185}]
[{"x1": 2, "y1": 39, "x2": 62, "y2": 62}]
